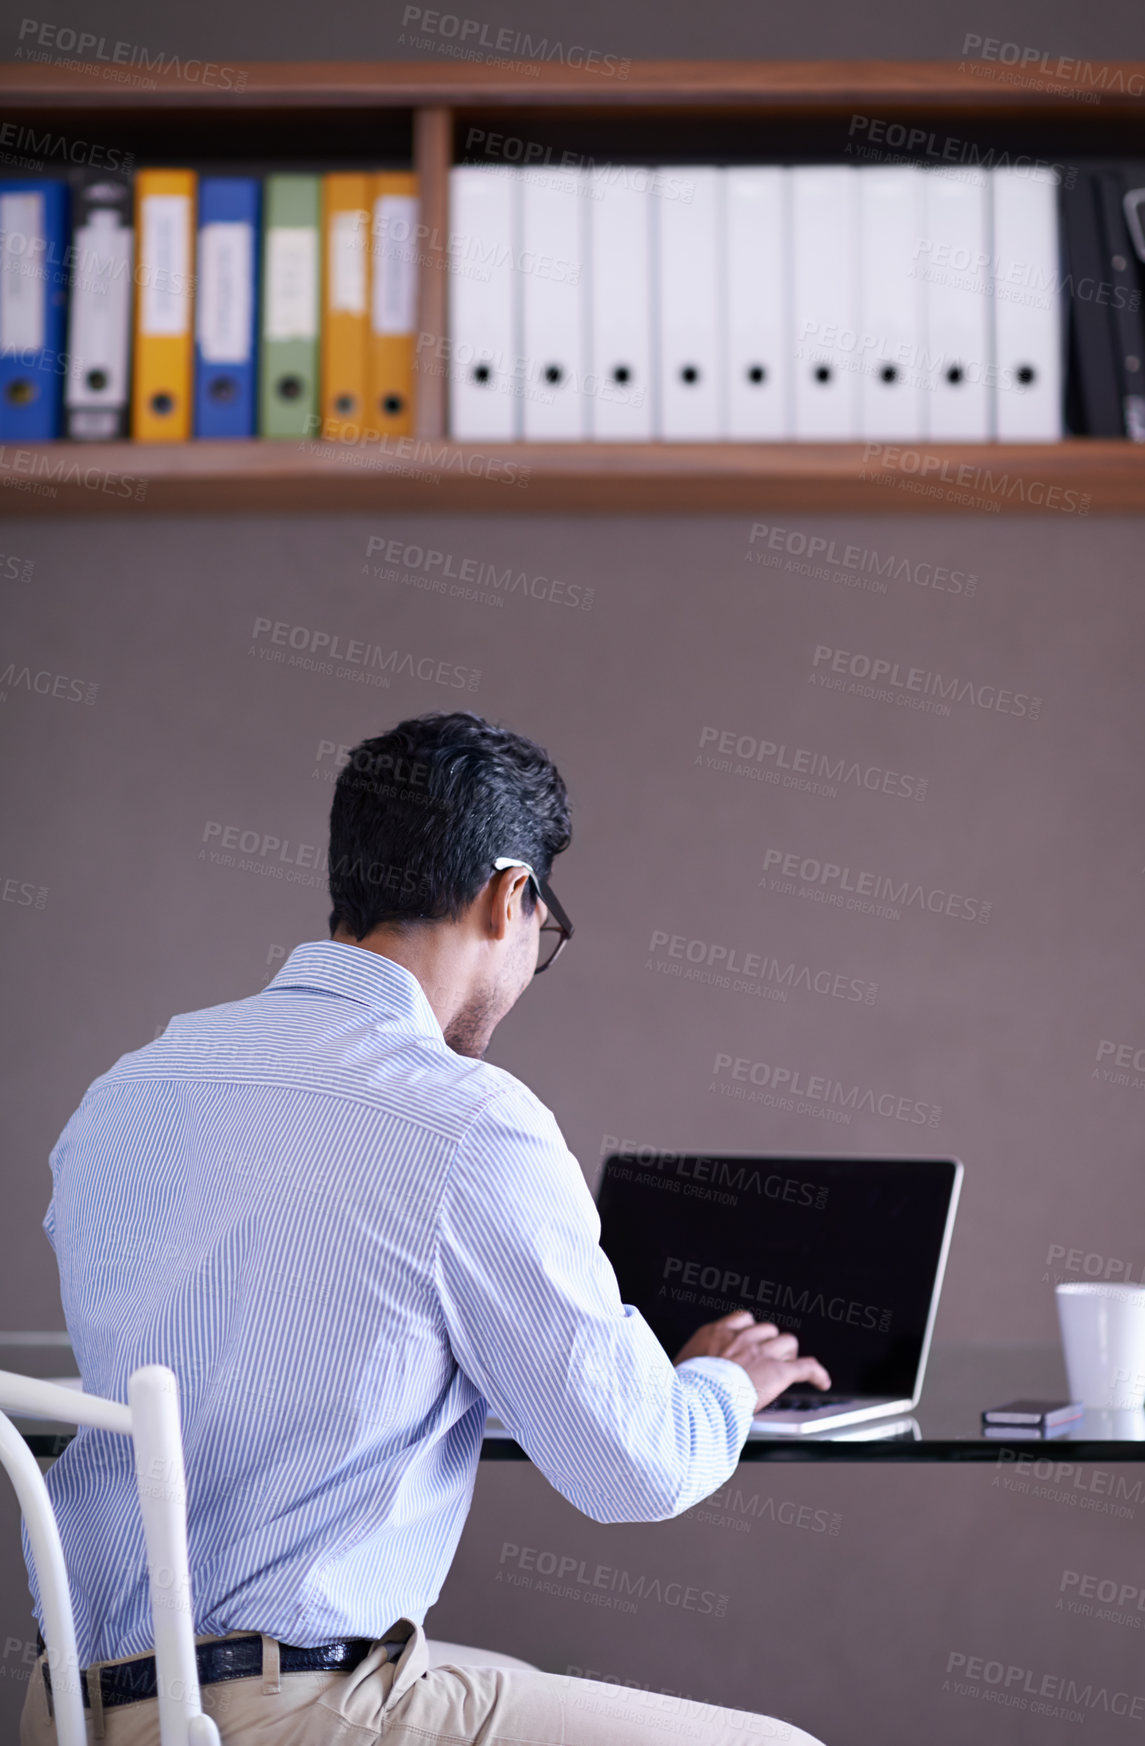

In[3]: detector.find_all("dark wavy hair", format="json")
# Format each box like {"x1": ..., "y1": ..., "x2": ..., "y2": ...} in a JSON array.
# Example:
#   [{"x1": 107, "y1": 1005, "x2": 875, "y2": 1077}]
[{"x1": 327, "y1": 711, "x2": 571, "y2": 940}]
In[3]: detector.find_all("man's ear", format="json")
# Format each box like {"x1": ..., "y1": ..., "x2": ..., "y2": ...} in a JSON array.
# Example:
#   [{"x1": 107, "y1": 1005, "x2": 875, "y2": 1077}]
[{"x1": 484, "y1": 865, "x2": 528, "y2": 942}]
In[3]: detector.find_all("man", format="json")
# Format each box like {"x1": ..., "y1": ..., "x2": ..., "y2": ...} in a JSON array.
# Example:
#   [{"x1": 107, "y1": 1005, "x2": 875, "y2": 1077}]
[{"x1": 22, "y1": 711, "x2": 832, "y2": 1746}]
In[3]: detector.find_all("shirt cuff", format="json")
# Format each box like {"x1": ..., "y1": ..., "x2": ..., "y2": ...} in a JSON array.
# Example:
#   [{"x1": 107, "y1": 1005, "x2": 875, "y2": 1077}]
[{"x1": 675, "y1": 1355, "x2": 758, "y2": 1427}]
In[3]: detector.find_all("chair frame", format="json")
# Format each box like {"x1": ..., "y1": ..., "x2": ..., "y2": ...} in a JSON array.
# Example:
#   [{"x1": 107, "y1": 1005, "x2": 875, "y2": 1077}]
[{"x1": 0, "y1": 1363, "x2": 221, "y2": 1746}]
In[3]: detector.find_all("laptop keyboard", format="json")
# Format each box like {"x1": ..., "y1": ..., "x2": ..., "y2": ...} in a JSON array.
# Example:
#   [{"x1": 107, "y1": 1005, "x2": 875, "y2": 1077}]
[{"x1": 760, "y1": 1397, "x2": 851, "y2": 1412}]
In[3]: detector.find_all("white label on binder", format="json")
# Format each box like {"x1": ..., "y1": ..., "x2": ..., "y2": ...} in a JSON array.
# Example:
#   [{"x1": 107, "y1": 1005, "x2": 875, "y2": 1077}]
[
  {"x1": 140, "y1": 194, "x2": 191, "y2": 336},
  {"x1": 373, "y1": 195, "x2": 418, "y2": 334},
  {"x1": 198, "y1": 221, "x2": 253, "y2": 362},
  {"x1": 68, "y1": 210, "x2": 132, "y2": 404},
  {"x1": 0, "y1": 192, "x2": 45, "y2": 351},
  {"x1": 265, "y1": 226, "x2": 318, "y2": 341},
  {"x1": 330, "y1": 209, "x2": 369, "y2": 315}
]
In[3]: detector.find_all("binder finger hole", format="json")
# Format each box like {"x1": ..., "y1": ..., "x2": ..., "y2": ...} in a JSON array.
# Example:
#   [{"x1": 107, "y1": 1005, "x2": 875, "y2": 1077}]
[
  {"x1": 149, "y1": 391, "x2": 175, "y2": 417},
  {"x1": 472, "y1": 363, "x2": 492, "y2": 385},
  {"x1": 945, "y1": 363, "x2": 965, "y2": 386},
  {"x1": 679, "y1": 364, "x2": 700, "y2": 385},
  {"x1": 813, "y1": 364, "x2": 832, "y2": 385},
  {"x1": 209, "y1": 378, "x2": 239, "y2": 404},
  {"x1": 611, "y1": 365, "x2": 632, "y2": 384},
  {"x1": 382, "y1": 394, "x2": 405, "y2": 415},
  {"x1": 747, "y1": 365, "x2": 766, "y2": 385},
  {"x1": 276, "y1": 375, "x2": 304, "y2": 401},
  {"x1": 333, "y1": 393, "x2": 357, "y2": 414},
  {"x1": 879, "y1": 365, "x2": 898, "y2": 384},
  {"x1": 85, "y1": 369, "x2": 109, "y2": 393},
  {"x1": 1016, "y1": 364, "x2": 1036, "y2": 386},
  {"x1": 5, "y1": 380, "x2": 37, "y2": 405},
  {"x1": 543, "y1": 364, "x2": 564, "y2": 385}
]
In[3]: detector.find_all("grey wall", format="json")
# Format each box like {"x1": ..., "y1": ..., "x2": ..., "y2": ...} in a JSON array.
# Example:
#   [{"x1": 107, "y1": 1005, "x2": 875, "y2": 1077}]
[
  {"x1": 5, "y1": 512, "x2": 1144, "y2": 1341},
  {"x1": 4, "y1": 0, "x2": 1145, "y2": 1740}
]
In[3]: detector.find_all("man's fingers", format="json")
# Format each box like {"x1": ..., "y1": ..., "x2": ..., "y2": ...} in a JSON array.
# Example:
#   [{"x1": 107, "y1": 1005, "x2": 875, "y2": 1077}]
[
  {"x1": 735, "y1": 1325, "x2": 797, "y2": 1358},
  {"x1": 751, "y1": 1330, "x2": 799, "y2": 1360},
  {"x1": 784, "y1": 1357, "x2": 832, "y2": 1391},
  {"x1": 718, "y1": 1313, "x2": 783, "y2": 1339}
]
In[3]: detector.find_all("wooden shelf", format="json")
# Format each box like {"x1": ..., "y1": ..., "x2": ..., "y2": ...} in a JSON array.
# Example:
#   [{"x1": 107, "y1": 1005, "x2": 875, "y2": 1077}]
[
  {"x1": 1, "y1": 440, "x2": 1138, "y2": 515},
  {"x1": 3, "y1": 60, "x2": 1145, "y2": 117}
]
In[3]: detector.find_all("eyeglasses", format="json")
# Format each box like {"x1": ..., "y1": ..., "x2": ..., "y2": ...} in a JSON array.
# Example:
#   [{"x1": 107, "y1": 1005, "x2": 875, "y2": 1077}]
[{"x1": 492, "y1": 856, "x2": 573, "y2": 974}]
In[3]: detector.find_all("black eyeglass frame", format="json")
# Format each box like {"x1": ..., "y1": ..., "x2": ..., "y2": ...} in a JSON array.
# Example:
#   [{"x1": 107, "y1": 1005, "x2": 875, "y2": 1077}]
[{"x1": 491, "y1": 856, "x2": 573, "y2": 974}]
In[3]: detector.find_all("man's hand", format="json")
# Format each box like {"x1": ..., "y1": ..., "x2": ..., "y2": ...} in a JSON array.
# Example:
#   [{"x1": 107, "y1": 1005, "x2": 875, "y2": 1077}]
[{"x1": 673, "y1": 1310, "x2": 831, "y2": 1413}]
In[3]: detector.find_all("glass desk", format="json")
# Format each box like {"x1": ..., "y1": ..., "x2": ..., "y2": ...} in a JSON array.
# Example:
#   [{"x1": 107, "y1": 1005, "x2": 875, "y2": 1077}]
[{"x1": 6, "y1": 1337, "x2": 1145, "y2": 1463}]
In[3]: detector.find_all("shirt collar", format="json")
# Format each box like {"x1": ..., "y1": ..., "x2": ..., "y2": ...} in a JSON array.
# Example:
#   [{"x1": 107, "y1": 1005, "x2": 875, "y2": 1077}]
[{"x1": 264, "y1": 940, "x2": 444, "y2": 1041}]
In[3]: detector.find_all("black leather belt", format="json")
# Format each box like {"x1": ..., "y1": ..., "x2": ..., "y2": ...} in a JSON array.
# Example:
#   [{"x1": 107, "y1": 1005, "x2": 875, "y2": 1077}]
[{"x1": 42, "y1": 1633, "x2": 381, "y2": 1711}]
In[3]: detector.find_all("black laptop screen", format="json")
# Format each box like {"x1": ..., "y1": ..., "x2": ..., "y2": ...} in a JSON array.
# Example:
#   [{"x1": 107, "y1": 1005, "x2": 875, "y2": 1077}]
[{"x1": 595, "y1": 1153, "x2": 959, "y2": 1399}]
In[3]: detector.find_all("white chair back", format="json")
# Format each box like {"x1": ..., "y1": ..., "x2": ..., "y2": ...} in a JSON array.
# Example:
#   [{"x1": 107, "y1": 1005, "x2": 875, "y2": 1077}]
[{"x1": 0, "y1": 1364, "x2": 221, "y2": 1746}]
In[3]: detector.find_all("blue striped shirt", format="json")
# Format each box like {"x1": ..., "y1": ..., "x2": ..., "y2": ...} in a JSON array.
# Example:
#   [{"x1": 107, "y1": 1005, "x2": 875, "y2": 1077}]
[{"x1": 27, "y1": 940, "x2": 757, "y2": 1666}]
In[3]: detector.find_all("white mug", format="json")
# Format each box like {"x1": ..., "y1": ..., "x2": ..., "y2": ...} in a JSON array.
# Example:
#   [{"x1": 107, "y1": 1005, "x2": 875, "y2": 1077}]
[{"x1": 1055, "y1": 1282, "x2": 1145, "y2": 1409}]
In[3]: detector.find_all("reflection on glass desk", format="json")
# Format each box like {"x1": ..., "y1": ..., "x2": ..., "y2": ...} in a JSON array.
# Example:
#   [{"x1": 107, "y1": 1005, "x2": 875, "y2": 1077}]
[{"x1": 6, "y1": 1337, "x2": 1145, "y2": 1463}]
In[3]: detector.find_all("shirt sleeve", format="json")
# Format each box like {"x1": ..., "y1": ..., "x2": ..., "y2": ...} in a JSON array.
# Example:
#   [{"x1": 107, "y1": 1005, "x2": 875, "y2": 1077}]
[{"x1": 432, "y1": 1085, "x2": 758, "y2": 1524}]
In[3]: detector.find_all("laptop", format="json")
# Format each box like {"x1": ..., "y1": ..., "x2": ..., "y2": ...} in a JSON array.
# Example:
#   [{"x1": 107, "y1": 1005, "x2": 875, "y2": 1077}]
[{"x1": 595, "y1": 1151, "x2": 962, "y2": 1435}]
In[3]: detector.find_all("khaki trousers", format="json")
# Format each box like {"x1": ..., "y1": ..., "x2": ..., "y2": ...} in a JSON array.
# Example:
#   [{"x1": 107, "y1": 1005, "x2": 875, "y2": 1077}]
[{"x1": 20, "y1": 1620, "x2": 828, "y2": 1745}]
